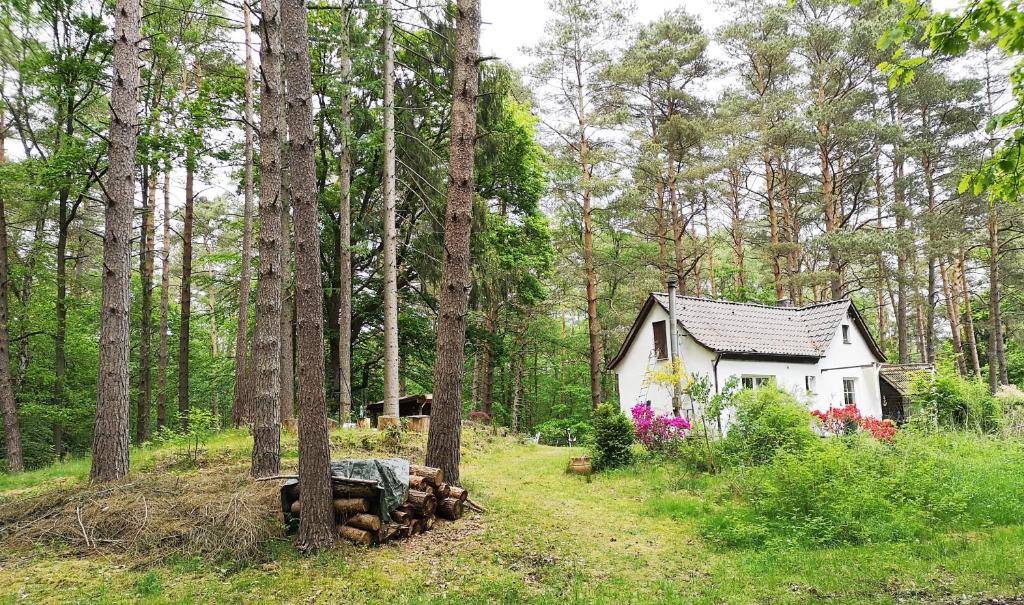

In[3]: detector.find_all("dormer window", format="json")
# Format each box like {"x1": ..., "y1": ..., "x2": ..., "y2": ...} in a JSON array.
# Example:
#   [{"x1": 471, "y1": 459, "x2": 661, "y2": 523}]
[{"x1": 842, "y1": 325, "x2": 851, "y2": 344}]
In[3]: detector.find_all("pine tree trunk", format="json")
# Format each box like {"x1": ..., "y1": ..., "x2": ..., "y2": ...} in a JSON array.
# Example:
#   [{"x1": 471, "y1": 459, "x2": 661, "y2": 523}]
[
  {"x1": 893, "y1": 153, "x2": 909, "y2": 364},
  {"x1": 179, "y1": 153, "x2": 194, "y2": 431},
  {"x1": 55, "y1": 183, "x2": 69, "y2": 460},
  {"x1": 232, "y1": 2, "x2": 257, "y2": 428},
  {"x1": 989, "y1": 200, "x2": 1007, "y2": 391},
  {"x1": 157, "y1": 169, "x2": 172, "y2": 430},
  {"x1": 280, "y1": 195, "x2": 295, "y2": 421},
  {"x1": 939, "y1": 257, "x2": 967, "y2": 376},
  {"x1": 91, "y1": 0, "x2": 140, "y2": 481},
  {"x1": 576, "y1": 53, "x2": 603, "y2": 410},
  {"x1": 283, "y1": 0, "x2": 334, "y2": 550},
  {"x1": 337, "y1": 7, "x2": 352, "y2": 424},
  {"x1": 251, "y1": 0, "x2": 284, "y2": 478},
  {"x1": 380, "y1": 0, "x2": 400, "y2": 418},
  {"x1": 424, "y1": 0, "x2": 480, "y2": 485},
  {"x1": 765, "y1": 155, "x2": 783, "y2": 301},
  {"x1": 138, "y1": 171, "x2": 156, "y2": 442},
  {"x1": 728, "y1": 166, "x2": 745, "y2": 291},
  {"x1": 959, "y1": 251, "x2": 982, "y2": 377},
  {"x1": 0, "y1": 110, "x2": 24, "y2": 472}
]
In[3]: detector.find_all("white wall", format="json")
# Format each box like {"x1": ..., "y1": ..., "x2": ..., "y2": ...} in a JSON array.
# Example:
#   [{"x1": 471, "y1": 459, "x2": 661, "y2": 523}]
[
  {"x1": 815, "y1": 310, "x2": 883, "y2": 418},
  {"x1": 613, "y1": 304, "x2": 715, "y2": 417},
  {"x1": 614, "y1": 302, "x2": 884, "y2": 421}
]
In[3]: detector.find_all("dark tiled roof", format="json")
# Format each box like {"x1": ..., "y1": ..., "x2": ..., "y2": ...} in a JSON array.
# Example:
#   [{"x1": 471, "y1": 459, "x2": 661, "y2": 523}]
[
  {"x1": 650, "y1": 294, "x2": 851, "y2": 357},
  {"x1": 879, "y1": 364, "x2": 934, "y2": 396}
]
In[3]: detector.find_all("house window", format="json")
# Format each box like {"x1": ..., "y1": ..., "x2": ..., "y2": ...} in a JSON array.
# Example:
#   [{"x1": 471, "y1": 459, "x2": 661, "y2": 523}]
[
  {"x1": 843, "y1": 378, "x2": 857, "y2": 406},
  {"x1": 805, "y1": 376, "x2": 816, "y2": 393},
  {"x1": 652, "y1": 320, "x2": 668, "y2": 360},
  {"x1": 741, "y1": 375, "x2": 772, "y2": 390},
  {"x1": 842, "y1": 325, "x2": 851, "y2": 343}
]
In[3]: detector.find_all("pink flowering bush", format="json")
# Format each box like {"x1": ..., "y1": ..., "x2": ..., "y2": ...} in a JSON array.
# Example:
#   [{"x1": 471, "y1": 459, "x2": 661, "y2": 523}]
[{"x1": 631, "y1": 403, "x2": 691, "y2": 452}]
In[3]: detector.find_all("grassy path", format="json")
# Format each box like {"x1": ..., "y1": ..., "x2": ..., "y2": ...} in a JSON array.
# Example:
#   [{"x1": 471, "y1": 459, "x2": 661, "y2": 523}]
[{"x1": 1, "y1": 432, "x2": 1023, "y2": 603}]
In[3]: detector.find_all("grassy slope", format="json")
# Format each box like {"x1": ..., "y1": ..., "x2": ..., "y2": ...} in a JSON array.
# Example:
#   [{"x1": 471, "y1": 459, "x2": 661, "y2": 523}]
[{"x1": 1, "y1": 430, "x2": 1023, "y2": 604}]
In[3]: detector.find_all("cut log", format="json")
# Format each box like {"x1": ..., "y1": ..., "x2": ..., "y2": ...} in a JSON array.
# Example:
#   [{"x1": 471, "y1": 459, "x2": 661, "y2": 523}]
[
  {"x1": 380, "y1": 524, "x2": 401, "y2": 542},
  {"x1": 390, "y1": 509, "x2": 410, "y2": 524},
  {"x1": 437, "y1": 497, "x2": 463, "y2": 520},
  {"x1": 333, "y1": 498, "x2": 370, "y2": 515},
  {"x1": 434, "y1": 483, "x2": 451, "y2": 500},
  {"x1": 406, "y1": 489, "x2": 435, "y2": 515},
  {"x1": 409, "y1": 464, "x2": 444, "y2": 487},
  {"x1": 406, "y1": 415, "x2": 429, "y2": 433},
  {"x1": 422, "y1": 515, "x2": 435, "y2": 531},
  {"x1": 408, "y1": 475, "x2": 430, "y2": 491},
  {"x1": 356, "y1": 418, "x2": 371, "y2": 429},
  {"x1": 290, "y1": 500, "x2": 301, "y2": 514},
  {"x1": 448, "y1": 486, "x2": 468, "y2": 502},
  {"x1": 338, "y1": 524, "x2": 373, "y2": 545},
  {"x1": 377, "y1": 415, "x2": 400, "y2": 431},
  {"x1": 346, "y1": 513, "x2": 382, "y2": 533}
]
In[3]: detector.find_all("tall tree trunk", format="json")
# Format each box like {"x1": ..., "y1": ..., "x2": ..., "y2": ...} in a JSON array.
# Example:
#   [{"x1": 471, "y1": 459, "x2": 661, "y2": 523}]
[
  {"x1": 728, "y1": 166, "x2": 745, "y2": 291},
  {"x1": 283, "y1": 0, "x2": 334, "y2": 550},
  {"x1": 207, "y1": 258, "x2": 219, "y2": 418},
  {"x1": 91, "y1": 0, "x2": 140, "y2": 481},
  {"x1": 923, "y1": 139, "x2": 937, "y2": 364},
  {"x1": 380, "y1": 0, "x2": 400, "y2": 418},
  {"x1": 576, "y1": 55, "x2": 603, "y2": 410},
  {"x1": 179, "y1": 153, "x2": 194, "y2": 431},
  {"x1": 939, "y1": 257, "x2": 967, "y2": 376},
  {"x1": 251, "y1": 0, "x2": 284, "y2": 478},
  {"x1": 959, "y1": 250, "x2": 982, "y2": 377},
  {"x1": 0, "y1": 107, "x2": 23, "y2": 472},
  {"x1": 988, "y1": 200, "x2": 1007, "y2": 391},
  {"x1": 232, "y1": 1, "x2": 257, "y2": 428},
  {"x1": 893, "y1": 152, "x2": 909, "y2": 364},
  {"x1": 765, "y1": 155, "x2": 783, "y2": 301},
  {"x1": 54, "y1": 185, "x2": 69, "y2": 460},
  {"x1": 704, "y1": 191, "x2": 714, "y2": 298},
  {"x1": 280, "y1": 193, "x2": 295, "y2": 421},
  {"x1": 337, "y1": 4, "x2": 352, "y2": 424},
  {"x1": 137, "y1": 171, "x2": 156, "y2": 442},
  {"x1": 655, "y1": 174, "x2": 666, "y2": 269},
  {"x1": 425, "y1": 0, "x2": 480, "y2": 485},
  {"x1": 157, "y1": 169, "x2": 171, "y2": 430}
]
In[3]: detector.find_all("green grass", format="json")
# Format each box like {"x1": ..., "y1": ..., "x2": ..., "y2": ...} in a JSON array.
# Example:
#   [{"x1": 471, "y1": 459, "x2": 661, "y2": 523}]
[{"x1": 1, "y1": 429, "x2": 1024, "y2": 604}]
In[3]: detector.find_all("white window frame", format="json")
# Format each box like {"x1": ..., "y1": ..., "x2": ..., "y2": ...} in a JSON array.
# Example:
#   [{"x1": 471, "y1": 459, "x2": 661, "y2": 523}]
[
  {"x1": 741, "y1": 375, "x2": 773, "y2": 390},
  {"x1": 843, "y1": 377, "x2": 857, "y2": 406},
  {"x1": 842, "y1": 324, "x2": 851, "y2": 344},
  {"x1": 805, "y1": 375, "x2": 816, "y2": 393}
]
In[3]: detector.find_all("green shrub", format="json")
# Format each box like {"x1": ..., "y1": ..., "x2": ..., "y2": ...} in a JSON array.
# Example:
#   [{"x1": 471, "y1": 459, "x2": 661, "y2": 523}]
[
  {"x1": 535, "y1": 418, "x2": 593, "y2": 446},
  {"x1": 910, "y1": 367, "x2": 1003, "y2": 432},
  {"x1": 701, "y1": 431, "x2": 1024, "y2": 548},
  {"x1": 591, "y1": 404, "x2": 634, "y2": 470},
  {"x1": 720, "y1": 386, "x2": 817, "y2": 466}
]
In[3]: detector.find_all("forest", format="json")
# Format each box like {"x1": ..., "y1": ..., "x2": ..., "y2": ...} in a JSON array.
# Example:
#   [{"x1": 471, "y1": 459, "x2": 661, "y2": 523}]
[{"x1": 0, "y1": 0, "x2": 1023, "y2": 501}]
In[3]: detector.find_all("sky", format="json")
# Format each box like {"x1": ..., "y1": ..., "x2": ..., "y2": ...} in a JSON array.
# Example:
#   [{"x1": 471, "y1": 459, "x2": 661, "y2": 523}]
[{"x1": 480, "y1": 0, "x2": 962, "y2": 71}]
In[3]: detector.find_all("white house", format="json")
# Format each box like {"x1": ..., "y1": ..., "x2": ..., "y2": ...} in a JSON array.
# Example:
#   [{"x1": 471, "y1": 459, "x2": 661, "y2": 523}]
[{"x1": 608, "y1": 293, "x2": 915, "y2": 422}]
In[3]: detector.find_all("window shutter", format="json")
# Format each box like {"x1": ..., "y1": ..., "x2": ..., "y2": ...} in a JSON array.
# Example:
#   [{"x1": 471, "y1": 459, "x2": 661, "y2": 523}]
[{"x1": 653, "y1": 320, "x2": 667, "y2": 360}]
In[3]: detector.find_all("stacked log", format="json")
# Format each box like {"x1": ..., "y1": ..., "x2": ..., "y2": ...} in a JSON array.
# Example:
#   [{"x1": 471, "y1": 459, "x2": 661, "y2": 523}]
[{"x1": 279, "y1": 462, "x2": 471, "y2": 546}]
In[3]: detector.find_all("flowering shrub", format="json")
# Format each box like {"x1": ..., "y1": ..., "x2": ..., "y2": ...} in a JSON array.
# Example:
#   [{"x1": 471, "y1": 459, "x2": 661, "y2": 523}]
[
  {"x1": 813, "y1": 405, "x2": 897, "y2": 442},
  {"x1": 860, "y1": 417, "x2": 898, "y2": 442},
  {"x1": 811, "y1": 404, "x2": 862, "y2": 436},
  {"x1": 630, "y1": 403, "x2": 690, "y2": 452}
]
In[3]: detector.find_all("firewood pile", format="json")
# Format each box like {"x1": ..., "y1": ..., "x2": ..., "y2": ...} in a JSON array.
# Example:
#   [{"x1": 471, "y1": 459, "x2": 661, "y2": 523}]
[{"x1": 279, "y1": 464, "x2": 470, "y2": 545}]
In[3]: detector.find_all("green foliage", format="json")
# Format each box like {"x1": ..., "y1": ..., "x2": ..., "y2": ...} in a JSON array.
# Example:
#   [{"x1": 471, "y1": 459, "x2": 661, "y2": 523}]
[
  {"x1": 910, "y1": 366, "x2": 1003, "y2": 432},
  {"x1": 151, "y1": 409, "x2": 219, "y2": 467},
  {"x1": 720, "y1": 387, "x2": 817, "y2": 466},
  {"x1": 535, "y1": 418, "x2": 593, "y2": 447},
  {"x1": 591, "y1": 404, "x2": 634, "y2": 470},
  {"x1": 702, "y1": 431, "x2": 1024, "y2": 548}
]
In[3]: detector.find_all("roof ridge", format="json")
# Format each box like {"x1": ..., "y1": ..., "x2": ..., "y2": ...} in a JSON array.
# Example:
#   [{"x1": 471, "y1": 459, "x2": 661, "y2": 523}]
[{"x1": 653, "y1": 293, "x2": 849, "y2": 312}]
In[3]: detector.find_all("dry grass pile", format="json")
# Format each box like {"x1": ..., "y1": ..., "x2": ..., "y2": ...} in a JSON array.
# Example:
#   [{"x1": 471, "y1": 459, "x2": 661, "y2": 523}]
[{"x1": 0, "y1": 463, "x2": 282, "y2": 564}]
